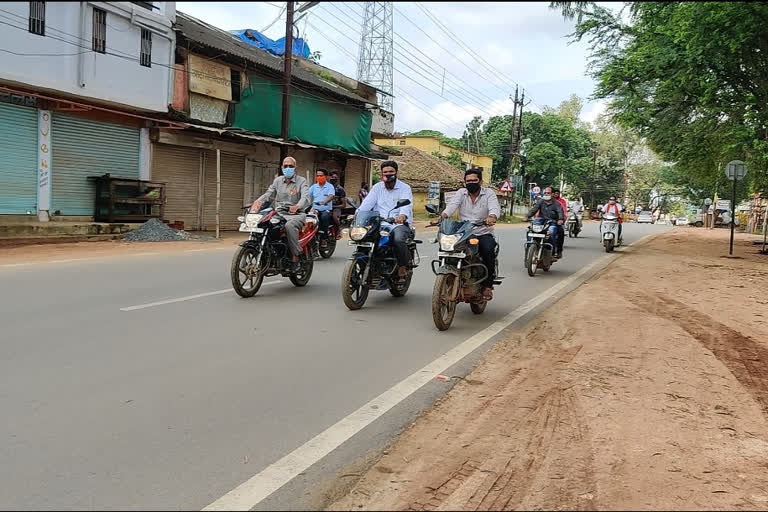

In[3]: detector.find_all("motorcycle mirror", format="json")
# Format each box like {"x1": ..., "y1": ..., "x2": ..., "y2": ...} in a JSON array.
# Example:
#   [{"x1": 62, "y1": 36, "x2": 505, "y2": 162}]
[
  {"x1": 425, "y1": 204, "x2": 438, "y2": 215},
  {"x1": 396, "y1": 198, "x2": 411, "y2": 208}
]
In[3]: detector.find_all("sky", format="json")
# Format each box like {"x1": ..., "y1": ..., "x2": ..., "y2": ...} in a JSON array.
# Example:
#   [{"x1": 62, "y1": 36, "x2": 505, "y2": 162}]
[{"x1": 176, "y1": 1, "x2": 608, "y2": 138}]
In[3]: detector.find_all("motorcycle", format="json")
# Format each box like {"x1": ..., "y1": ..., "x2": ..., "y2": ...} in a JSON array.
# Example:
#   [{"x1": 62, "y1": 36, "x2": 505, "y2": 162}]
[
  {"x1": 566, "y1": 209, "x2": 582, "y2": 238},
  {"x1": 524, "y1": 217, "x2": 557, "y2": 277},
  {"x1": 318, "y1": 197, "x2": 358, "y2": 259},
  {"x1": 341, "y1": 199, "x2": 421, "y2": 310},
  {"x1": 425, "y1": 204, "x2": 502, "y2": 331},
  {"x1": 230, "y1": 202, "x2": 319, "y2": 297},
  {"x1": 600, "y1": 212, "x2": 622, "y2": 252}
]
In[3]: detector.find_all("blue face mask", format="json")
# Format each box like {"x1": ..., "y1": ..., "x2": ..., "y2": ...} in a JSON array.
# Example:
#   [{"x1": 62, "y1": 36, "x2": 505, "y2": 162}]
[{"x1": 283, "y1": 167, "x2": 295, "y2": 179}]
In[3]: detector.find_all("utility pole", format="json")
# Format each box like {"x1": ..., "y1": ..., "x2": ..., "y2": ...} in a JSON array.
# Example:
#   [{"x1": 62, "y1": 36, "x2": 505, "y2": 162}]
[{"x1": 280, "y1": 1, "x2": 295, "y2": 163}]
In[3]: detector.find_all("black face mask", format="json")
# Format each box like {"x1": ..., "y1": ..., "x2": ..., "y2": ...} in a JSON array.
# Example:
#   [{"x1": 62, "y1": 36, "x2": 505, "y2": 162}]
[
  {"x1": 466, "y1": 182, "x2": 480, "y2": 194},
  {"x1": 329, "y1": 178, "x2": 338, "y2": 184},
  {"x1": 384, "y1": 174, "x2": 397, "y2": 186}
]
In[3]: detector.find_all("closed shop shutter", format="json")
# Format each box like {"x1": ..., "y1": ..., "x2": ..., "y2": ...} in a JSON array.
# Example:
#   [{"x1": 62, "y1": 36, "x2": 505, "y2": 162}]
[
  {"x1": 0, "y1": 102, "x2": 38, "y2": 214},
  {"x1": 151, "y1": 144, "x2": 202, "y2": 231},
  {"x1": 51, "y1": 113, "x2": 139, "y2": 215},
  {"x1": 202, "y1": 151, "x2": 245, "y2": 231}
]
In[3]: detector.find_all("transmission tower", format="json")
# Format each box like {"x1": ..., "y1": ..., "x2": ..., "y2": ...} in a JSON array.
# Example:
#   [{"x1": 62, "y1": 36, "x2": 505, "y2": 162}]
[{"x1": 357, "y1": 1, "x2": 394, "y2": 111}]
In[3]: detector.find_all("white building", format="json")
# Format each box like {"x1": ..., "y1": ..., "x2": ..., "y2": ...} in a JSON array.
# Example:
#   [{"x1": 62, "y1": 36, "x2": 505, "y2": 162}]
[{"x1": 0, "y1": 1, "x2": 176, "y2": 219}]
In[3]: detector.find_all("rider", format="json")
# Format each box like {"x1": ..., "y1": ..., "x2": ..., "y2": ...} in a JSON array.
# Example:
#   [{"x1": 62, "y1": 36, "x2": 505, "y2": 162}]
[
  {"x1": 308, "y1": 168, "x2": 336, "y2": 248},
  {"x1": 525, "y1": 186, "x2": 564, "y2": 259},
  {"x1": 329, "y1": 171, "x2": 346, "y2": 240},
  {"x1": 431, "y1": 167, "x2": 500, "y2": 300},
  {"x1": 601, "y1": 194, "x2": 624, "y2": 242},
  {"x1": 357, "y1": 160, "x2": 414, "y2": 282},
  {"x1": 251, "y1": 156, "x2": 310, "y2": 271},
  {"x1": 552, "y1": 188, "x2": 567, "y2": 258}
]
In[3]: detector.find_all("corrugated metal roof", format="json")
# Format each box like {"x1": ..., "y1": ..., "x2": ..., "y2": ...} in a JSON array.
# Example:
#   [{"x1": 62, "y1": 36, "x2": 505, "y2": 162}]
[{"x1": 175, "y1": 12, "x2": 371, "y2": 105}]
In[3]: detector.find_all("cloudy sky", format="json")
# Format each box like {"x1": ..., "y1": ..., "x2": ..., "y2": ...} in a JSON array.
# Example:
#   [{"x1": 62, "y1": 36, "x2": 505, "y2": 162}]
[{"x1": 176, "y1": 1, "x2": 607, "y2": 137}]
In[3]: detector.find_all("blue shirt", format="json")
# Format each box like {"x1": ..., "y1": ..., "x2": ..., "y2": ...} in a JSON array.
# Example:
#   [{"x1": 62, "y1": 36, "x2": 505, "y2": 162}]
[
  {"x1": 358, "y1": 179, "x2": 414, "y2": 226},
  {"x1": 308, "y1": 182, "x2": 336, "y2": 212}
]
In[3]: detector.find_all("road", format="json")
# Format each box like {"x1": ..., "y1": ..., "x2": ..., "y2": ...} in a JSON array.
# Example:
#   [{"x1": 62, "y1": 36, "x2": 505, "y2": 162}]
[{"x1": 0, "y1": 222, "x2": 663, "y2": 510}]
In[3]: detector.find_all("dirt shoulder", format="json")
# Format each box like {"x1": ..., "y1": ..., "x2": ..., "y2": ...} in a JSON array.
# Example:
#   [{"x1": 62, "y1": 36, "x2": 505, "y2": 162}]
[{"x1": 328, "y1": 228, "x2": 768, "y2": 511}]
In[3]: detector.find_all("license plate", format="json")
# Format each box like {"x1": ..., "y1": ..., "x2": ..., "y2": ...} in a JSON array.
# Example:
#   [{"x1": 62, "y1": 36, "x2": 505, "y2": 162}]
[
  {"x1": 239, "y1": 224, "x2": 264, "y2": 233},
  {"x1": 530, "y1": 233, "x2": 545, "y2": 238}
]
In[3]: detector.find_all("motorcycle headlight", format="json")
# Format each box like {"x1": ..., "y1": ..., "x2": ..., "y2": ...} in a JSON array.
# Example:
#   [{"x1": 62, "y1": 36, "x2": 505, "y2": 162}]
[
  {"x1": 350, "y1": 226, "x2": 368, "y2": 241},
  {"x1": 439, "y1": 234, "x2": 459, "y2": 251},
  {"x1": 245, "y1": 213, "x2": 263, "y2": 228},
  {"x1": 532, "y1": 223, "x2": 546, "y2": 233}
]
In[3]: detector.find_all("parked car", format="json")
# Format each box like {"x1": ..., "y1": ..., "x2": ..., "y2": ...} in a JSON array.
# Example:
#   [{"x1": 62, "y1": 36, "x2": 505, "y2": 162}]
[
  {"x1": 676, "y1": 216, "x2": 689, "y2": 226},
  {"x1": 637, "y1": 211, "x2": 653, "y2": 224}
]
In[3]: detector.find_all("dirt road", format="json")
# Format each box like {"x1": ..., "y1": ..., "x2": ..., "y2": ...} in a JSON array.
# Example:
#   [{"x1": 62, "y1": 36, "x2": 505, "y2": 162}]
[{"x1": 329, "y1": 228, "x2": 768, "y2": 511}]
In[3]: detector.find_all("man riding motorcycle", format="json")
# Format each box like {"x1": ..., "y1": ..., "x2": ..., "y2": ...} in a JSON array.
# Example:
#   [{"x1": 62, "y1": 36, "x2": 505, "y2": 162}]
[
  {"x1": 356, "y1": 160, "x2": 413, "y2": 283},
  {"x1": 329, "y1": 171, "x2": 346, "y2": 241},
  {"x1": 601, "y1": 195, "x2": 624, "y2": 242},
  {"x1": 250, "y1": 156, "x2": 310, "y2": 271},
  {"x1": 525, "y1": 186, "x2": 564, "y2": 259},
  {"x1": 308, "y1": 168, "x2": 336, "y2": 248},
  {"x1": 553, "y1": 188, "x2": 567, "y2": 257},
  {"x1": 430, "y1": 167, "x2": 500, "y2": 300}
]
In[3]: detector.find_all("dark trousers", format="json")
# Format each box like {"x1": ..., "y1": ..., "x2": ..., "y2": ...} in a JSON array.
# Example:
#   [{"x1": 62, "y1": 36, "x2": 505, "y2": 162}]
[
  {"x1": 477, "y1": 234, "x2": 497, "y2": 288},
  {"x1": 316, "y1": 210, "x2": 332, "y2": 236},
  {"x1": 390, "y1": 224, "x2": 411, "y2": 267},
  {"x1": 557, "y1": 224, "x2": 565, "y2": 254}
]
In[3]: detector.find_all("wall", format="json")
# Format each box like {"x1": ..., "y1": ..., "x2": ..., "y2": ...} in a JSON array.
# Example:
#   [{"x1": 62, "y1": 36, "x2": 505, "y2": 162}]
[
  {"x1": 370, "y1": 108, "x2": 394, "y2": 137},
  {"x1": 0, "y1": 2, "x2": 175, "y2": 113}
]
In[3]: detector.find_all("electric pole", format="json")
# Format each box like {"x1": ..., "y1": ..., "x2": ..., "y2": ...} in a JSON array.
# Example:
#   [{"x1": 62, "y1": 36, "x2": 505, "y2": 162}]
[{"x1": 280, "y1": 1, "x2": 295, "y2": 163}]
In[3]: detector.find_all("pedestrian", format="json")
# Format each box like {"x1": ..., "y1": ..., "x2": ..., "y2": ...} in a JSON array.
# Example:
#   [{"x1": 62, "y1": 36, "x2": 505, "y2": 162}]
[{"x1": 359, "y1": 181, "x2": 369, "y2": 204}]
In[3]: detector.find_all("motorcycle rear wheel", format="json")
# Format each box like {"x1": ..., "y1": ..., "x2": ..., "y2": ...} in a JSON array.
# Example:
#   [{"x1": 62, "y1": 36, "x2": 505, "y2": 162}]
[
  {"x1": 289, "y1": 256, "x2": 313, "y2": 286},
  {"x1": 432, "y1": 274, "x2": 457, "y2": 331},
  {"x1": 342, "y1": 259, "x2": 369, "y2": 310},
  {"x1": 231, "y1": 246, "x2": 265, "y2": 297},
  {"x1": 470, "y1": 301, "x2": 487, "y2": 314},
  {"x1": 319, "y1": 236, "x2": 336, "y2": 259},
  {"x1": 389, "y1": 270, "x2": 412, "y2": 297}
]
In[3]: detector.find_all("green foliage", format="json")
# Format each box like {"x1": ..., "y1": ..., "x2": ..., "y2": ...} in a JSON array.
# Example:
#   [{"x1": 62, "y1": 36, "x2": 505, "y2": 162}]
[
  {"x1": 432, "y1": 150, "x2": 463, "y2": 169},
  {"x1": 408, "y1": 129, "x2": 464, "y2": 150},
  {"x1": 552, "y1": 1, "x2": 768, "y2": 194}
]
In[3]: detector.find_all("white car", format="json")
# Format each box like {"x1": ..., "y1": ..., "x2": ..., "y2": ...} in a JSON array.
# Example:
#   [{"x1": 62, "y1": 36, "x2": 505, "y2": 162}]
[
  {"x1": 637, "y1": 211, "x2": 653, "y2": 224},
  {"x1": 676, "y1": 217, "x2": 689, "y2": 226}
]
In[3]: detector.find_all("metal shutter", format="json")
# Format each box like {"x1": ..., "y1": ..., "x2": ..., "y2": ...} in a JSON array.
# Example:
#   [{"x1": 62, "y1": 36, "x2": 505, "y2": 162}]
[
  {"x1": 0, "y1": 103, "x2": 38, "y2": 214},
  {"x1": 202, "y1": 151, "x2": 245, "y2": 231},
  {"x1": 51, "y1": 113, "x2": 139, "y2": 215},
  {"x1": 151, "y1": 144, "x2": 202, "y2": 231}
]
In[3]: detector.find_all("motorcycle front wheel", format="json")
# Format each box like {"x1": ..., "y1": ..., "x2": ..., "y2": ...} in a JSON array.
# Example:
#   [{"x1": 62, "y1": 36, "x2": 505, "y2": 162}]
[
  {"x1": 342, "y1": 259, "x2": 369, "y2": 310},
  {"x1": 525, "y1": 244, "x2": 538, "y2": 277},
  {"x1": 432, "y1": 273, "x2": 457, "y2": 331},
  {"x1": 231, "y1": 245, "x2": 265, "y2": 297},
  {"x1": 604, "y1": 239, "x2": 615, "y2": 253}
]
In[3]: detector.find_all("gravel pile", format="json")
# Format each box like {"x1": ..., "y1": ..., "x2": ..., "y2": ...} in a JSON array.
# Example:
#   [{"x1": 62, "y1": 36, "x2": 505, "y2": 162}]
[{"x1": 123, "y1": 218, "x2": 205, "y2": 242}]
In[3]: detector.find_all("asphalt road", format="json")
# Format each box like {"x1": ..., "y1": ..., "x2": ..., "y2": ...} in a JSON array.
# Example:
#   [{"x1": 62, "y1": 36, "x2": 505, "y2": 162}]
[{"x1": 0, "y1": 222, "x2": 664, "y2": 510}]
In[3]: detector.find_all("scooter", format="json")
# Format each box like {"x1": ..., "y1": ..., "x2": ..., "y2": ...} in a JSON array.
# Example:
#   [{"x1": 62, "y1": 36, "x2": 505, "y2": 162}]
[
  {"x1": 600, "y1": 212, "x2": 622, "y2": 252},
  {"x1": 567, "y1": 209, "x2": 582, "y2": 238}
]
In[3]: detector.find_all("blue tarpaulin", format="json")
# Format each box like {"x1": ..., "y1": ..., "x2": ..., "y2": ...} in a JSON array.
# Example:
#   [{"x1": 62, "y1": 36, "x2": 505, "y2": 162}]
[{"x1": 230, "y1": 29, "x2": 311, "y2": 58}]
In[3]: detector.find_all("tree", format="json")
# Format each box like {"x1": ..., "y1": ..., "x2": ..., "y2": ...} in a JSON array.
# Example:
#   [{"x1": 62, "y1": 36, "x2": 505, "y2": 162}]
[
  {"x1": 461, "y1": 116, "x2": 486, "y2": 155},
  {"x1": 432, "y1": 150, "x2": 463, "y2": 169},
  {"x1": 552, "y1": 1, "x2": 768, "y2": 194}
]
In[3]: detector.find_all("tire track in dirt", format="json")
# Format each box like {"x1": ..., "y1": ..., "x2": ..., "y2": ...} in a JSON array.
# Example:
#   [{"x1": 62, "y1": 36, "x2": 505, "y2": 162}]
[{"x1": 636, "y1": 294, "x2": 768, "y2": 416}]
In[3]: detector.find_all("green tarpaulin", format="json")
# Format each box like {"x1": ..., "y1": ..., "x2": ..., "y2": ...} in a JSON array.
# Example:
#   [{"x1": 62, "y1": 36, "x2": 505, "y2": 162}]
[{"x1": 233, "y1": 77, "x2": 373, "y2": 155}]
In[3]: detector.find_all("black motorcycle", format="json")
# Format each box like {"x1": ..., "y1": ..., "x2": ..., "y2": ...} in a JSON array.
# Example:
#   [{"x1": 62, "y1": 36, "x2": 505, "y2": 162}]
[
  {"x1": 425, "y1": 204, "x2": 501, "y2": 331},
  {"x1": 317, "y1": 197, "x2": 358, "y2": 259},
  {"x1": 341, "y1": 199, "x2": 421, "y2": 310},
  {"x1": 524, "y1": 217, "x2": 556, "y2": 277}
]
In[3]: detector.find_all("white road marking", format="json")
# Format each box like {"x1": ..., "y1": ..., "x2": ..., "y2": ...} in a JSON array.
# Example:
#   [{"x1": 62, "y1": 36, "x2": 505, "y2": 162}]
[
  {"x1": 0, "y1": 263, "x2": 34, "y2": 268},
  {"x1": 120, "y1": 281, "x2": 281, "y2": 312},
  {"x1": 202, "y1": 234, "x2": 658, "y2": 511}
]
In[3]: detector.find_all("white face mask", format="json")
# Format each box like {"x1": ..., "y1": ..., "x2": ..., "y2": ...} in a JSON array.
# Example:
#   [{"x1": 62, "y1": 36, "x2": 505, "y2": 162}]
[{"x1": 542, "y1": 194, "x2": 552, "y2": 201}]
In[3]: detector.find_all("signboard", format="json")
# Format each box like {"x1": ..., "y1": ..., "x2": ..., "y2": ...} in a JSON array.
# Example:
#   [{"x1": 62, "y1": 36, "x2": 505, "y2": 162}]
[
  {"x1": 427, "y1": 181, "x2": 440, "y2": 203},
  {"x1": 716, "y1": 199, "x2": 731, "y2": 210},
  {"x1": 500, "y1": 179, "x2": 513, "y2": 193},
  {"x1": 725, "y1": 160, "x2": 747, "y2": 181},
  {"x1": 37, "y1": 109, "x2": 51, "y2": 212},
  {"x1": 188, "y1": 54, "x2": 233, "y2": 101},
  {"x1": 530, "y1": 185, "x2": 541, "y2": 197},
  {"x1": 444, "y1": 190, "x2": 458, "y2": 204}
]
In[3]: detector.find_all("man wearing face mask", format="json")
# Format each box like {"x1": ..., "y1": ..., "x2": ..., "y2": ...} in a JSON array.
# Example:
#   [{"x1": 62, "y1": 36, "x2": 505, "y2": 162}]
[
  {"x1": 601, "y1": 195, "x2": 624, "y2": 243},
  {"x1": 251, "y1": 156, "x2": 310, "y2": 271},
  {"x1": 357, "y1": 160, "x2": 414, "y2": 282},
  {"x1": 525, "y1": 186, "x2": 564, "y2": 259},
  {"x1": 552, "y1": 188, "x2": 568, "y2": 258},
  {"x1": 431, "y1": 168, "x2": 500, "y2": 300},
  {"x1": 329, "y1": 171, "x2": 346, "y2": 240},
  {"x1": 308, "y1": 168, "x2": 335, "y2": 247}
]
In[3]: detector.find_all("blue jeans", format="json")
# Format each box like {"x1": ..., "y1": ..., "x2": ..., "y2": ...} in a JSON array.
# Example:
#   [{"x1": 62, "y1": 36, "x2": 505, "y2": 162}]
[
  {"x1": 548, "y1": 225, "x2": 559, "y2": 251},
  {"x1": 316, "y1": 210, "x2": 332, "y2": 236}
]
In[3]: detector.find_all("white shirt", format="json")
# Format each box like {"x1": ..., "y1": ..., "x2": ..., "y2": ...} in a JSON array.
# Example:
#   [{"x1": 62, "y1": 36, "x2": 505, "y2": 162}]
[{"x1": 358, "y1": 179, "x2": 414, "y2": 225}]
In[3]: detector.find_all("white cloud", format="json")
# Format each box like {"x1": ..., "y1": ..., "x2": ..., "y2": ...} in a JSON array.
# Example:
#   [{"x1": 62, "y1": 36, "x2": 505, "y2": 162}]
[{"x1": 580, "y1": 99, "x2": 608, "y2": 126}]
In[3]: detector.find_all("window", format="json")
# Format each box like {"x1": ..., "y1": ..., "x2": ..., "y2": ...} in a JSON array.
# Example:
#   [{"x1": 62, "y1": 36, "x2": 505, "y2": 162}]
[
  {"x1": 230, "y1": 69, "x2": 241, "y2": 102},
  {"x1": 131, "y1": 1, "x2": 156, "y2": 10},
  {"x1": 399, "y1": 140, "x2": 406, "y2": 146},
  {"x1": 92, "y1": 7, "x2": 106, "y2": 53},
  {"x1": 140, "y1": 28, "x2": 152, "y2": 67},
  {"x1": 28, "y1": 1, "x2": 45, "y2": 36}
]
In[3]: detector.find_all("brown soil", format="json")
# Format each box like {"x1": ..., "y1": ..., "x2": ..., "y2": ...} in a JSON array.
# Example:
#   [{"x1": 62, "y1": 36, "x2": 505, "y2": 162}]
[{"x1": 329, "y1": 228, "x2": 768, "y2": 511}]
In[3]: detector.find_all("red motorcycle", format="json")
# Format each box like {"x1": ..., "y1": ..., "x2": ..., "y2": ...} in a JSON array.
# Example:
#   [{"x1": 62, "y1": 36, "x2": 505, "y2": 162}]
[{"x1": 231, "y1": 202, "x2": 319, "y2": 297}]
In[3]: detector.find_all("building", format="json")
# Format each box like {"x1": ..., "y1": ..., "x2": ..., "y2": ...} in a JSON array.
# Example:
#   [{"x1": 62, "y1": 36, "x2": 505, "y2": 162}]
[
  {"x1": 0, "y1": 1, "x2": 177, "y2": 220},
  {"x1": 150, "y1": 12, "x2": 386, "y2": 230},
  {"x1": 373, "y1": 134, "x2": 493, "y2": 174}
]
